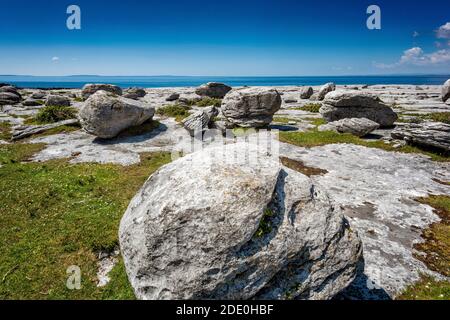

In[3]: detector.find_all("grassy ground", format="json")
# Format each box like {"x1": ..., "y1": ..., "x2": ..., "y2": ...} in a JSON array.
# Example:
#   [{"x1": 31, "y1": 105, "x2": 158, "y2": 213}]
[
  {"x1": 0, "y1": 122, "x2": 12, "y2": 140},
  {"x1": 0, "y1": 143, "x2": 171, "y2": 299},
  {"x1": 290, "y1": 103, "x2": 322, "y2": 113},
  {"x1": 279, "y1": 129, "x2": 449, "y2": 162},
  {"x1": 156, "y1": 104, "x2": 191, "y2": 122},
  {"x1": 414, "y1": 196, "x2": 450, "y2": 277},
  {"x1": 397, "y1": 275, "x2": 450, "y2": 300},
  {"x1": 398, "y1": 112, "x2": 450, "y2": 125},
  {"x1": 398, "y1": 195, "x2": 450, "y2": 300}
]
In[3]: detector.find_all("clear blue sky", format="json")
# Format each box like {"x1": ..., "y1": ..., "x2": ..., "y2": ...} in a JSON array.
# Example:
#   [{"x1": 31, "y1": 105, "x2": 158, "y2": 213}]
[{"x1": 1, "y1": 0, "x2": 449, "y2": 76}]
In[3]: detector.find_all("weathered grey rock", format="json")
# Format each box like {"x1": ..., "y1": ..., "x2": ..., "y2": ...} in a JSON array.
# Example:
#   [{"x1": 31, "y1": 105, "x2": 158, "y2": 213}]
[
  {"x1": 11, "y1": 119, "x2": 79, "y2": 141},
  {"x1": 0, "y1": 92, "x2": 21, "y2": 105},
  {"x1": 165, "y1": 93, "x2": 180, "y2": 102},
  {"x1": 319, "y1": 118, "x2": 379, "y2": 137},
  {"x1": 182, "y1": 106, "x2": 218, "y2": 136},
  {"x1": 221, "y1": 88, "x2": 282, "y2": 128},
  {"x1": 300, "y1": 86, "x2": 314, "y2": 99},
  {"x1": 0, "y1": 86, "x2": 21, "y2": 97},
  {"x1": 124, "y1": 87, "x2": 146, "y2": 100},
  {"x1": 442, "y1": 79, "x2": 450, "y2": 102},
  {"x1": 45, "y1": 95, "x2": 71, "y2": 107},
  {"x1": 22, "y1": 99, "x2": 43, "y2": 106},
  {"x1": 317, "y1": 82, "x2": 336, "y2": 100},
  {"x1": 78, "y1": 90, "x2": 155, "y2": 139},
  {"x1": 195, "y1": 82, "x2": 232, "y2": 99},
  {"x1": 81, "y1": 84, "x2": 123, "y2": 99},
  {"x1": 320, "y1": 90, "x2": 398, "y2": 127},
  {"x1": 391, "y1": 122, "x2": 450, "y2": 152},
  {"x1": 119, "y1": 143, "x2": 362, "y2": 300},
  {"x1": 31, "y1": 91, "x2": 46, "y2": 99}
]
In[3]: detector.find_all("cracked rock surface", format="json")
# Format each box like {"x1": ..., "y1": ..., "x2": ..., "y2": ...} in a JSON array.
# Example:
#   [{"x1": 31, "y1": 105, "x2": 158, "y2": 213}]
[{"x1": 119, "y1": 143, "x2": 362, "y2": 300}]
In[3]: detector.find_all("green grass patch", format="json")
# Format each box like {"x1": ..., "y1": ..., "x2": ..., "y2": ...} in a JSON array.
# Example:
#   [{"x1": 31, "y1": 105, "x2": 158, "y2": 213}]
[
  {"x1": 397, "y1": 275, "x2": 450, "y2": 300},
  {"x1": 254, "y1": 208, "x2": 274, "y2": 238},
  {"x1": 304, "y1": 117, "x2": 326, "y2": 126},
  {"x1": 195, "y1": 98, "x2": 222, "y2": 108},
  {"x1": 272, "y1": 117, "x2": 296, "y2": 124},
  {"x1": 0, "y1": 122, "x2": 12, "y2": 140},
  {"x1": 292, "y1": 103, "x2": 322, "y2": 113},
  {"x1": 399, "y1": 112, "x2": 450, "y2": 125},
  {"x1": 73, "y1": 97, "x2": 84, "y2": 103},
  {"x1": 156, "y1": 104, "x2": 191, "y2": 122},
  {"x1": 414, "y1": 195, "x2": 450, "y2": 277},
  {"x1": 34, "y1": 106, "x2": 78, "y2": 124},
  {"x1": 0, "y1": 143, "x2": 172, "y2": 299},
  {"x1": 279, "y1": 129, "x2": 449, "y2": 162}
]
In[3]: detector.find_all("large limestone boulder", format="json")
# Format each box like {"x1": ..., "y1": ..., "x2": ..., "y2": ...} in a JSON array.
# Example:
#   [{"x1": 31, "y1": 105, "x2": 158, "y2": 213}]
[
  {"x1": 119, "y1": 142, "x2": 362, "y2": 300},
  {"x1": 46, "y1": 95, "x2": 71, "y2": 107},
  {"x1": 300, "y1": 86, "x2": 314, "y2": 99},
  {"x1": 195, "y1": 82, "x2": 232, "y2": 99},
  {"x1": 442, "y1": 79, "x2": 450, "y2": 102},
  {"x1": 182, "y1": 106, "x2": 218, "y2": 137},
  {"x1": 0, "y1": 92, "x2": 21, "y2": 105},
  {"x1": 78, "y1": 90, "x2": 155, "y2": 139},
  {"x1": 123, "y1": 87, "x2": 146, "y2": 100},
  {"x1": 320, "y1": 90, "x2": 398, "y2": 127},
  {"x1": 317, "y1": 82, "x2": 336, "y2": 100},
  {"x1": 391, "y1": 122, "x2": 450, "y2": 152},
  {"x1": 81, "y1": 83, "x2": 123, "y2": 99},
  {"x1": 318, "y1": 118, "x2": 379, "y2": 137},
  {"x1": 221, "y1": 88, "x2": 282, "y2": 128}
]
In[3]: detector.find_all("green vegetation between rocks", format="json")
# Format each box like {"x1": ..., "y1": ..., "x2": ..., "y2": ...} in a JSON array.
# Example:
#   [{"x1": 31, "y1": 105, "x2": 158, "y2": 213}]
[
  {"x1": 254, "y1": 208, "x2": 274, "y2": 238},
  {"x1": 34, "y1": 105, "x2": 78, "y2": 124},
  {"x1": 397, "y1": 275, "x2": 450, "y2": 300},
  {"x1": 198, "y1": 98, "x2": 222, "y2": 108},
  {"x1": 156, "y1": 104, "x2": 191, "y2": 122},
  {"x1": 414, "y1": 195, "x2": 450, "y2": 277},
  {"x1": 398, "y1": 112, "x2": 450, "y2": 125},
  {"x1": 0, "y1": 122, "x2": 12, "y2": 140},
  {"x1": 279, "y1": 129, "x2": 449, "y2": 162},
  {"x1": 0, "y1": 143, "x2": 172, "y2": 299},
  {"x1": 292, "y1": 103, "x2": 322, "y2": 113}
]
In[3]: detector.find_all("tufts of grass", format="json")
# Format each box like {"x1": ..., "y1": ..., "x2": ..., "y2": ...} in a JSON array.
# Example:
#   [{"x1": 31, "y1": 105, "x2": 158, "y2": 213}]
[
  {"x1": 195, "y1": 98, "x2": 222, "y2": 108},
  {"x1": 397, "y1": 275, "x2": 450, "y2": 300},
  {"x1": 426, "y1": 113, "x2": 450, "y2": 125},
  {"x1": 0, "y1": 122, "x2": 12, "y2": 140},
  {"x1": 0, "y1": 143, "x2": 171, "y2": 299},
  {"x1": 254, "y1": 208, "x2": 274, "y2": 238},
  {"x1": 414, "y1": 195, "x2": 450, "y2": 277},
  {"x1": 156, "y1": 104, "x2": 191, "y2": 122},
  {"x1": 73, "y1": 97, "x2": 84, "y2": 103},
  {"x1": 35, "y1": 106, "x2": 78, "y2": 124},
  {"x1": 399, "y1": 112, "x2": 450, "y2": 125},
  {"x1": 272, "y1": 117, "x2": 296, "y2": 124},
  {"x1": 279, "y1": 129, "x2": 449, "y2": 162},
  {"x1": 292, "y1": 103, "x2": 322, "y2": 113}
]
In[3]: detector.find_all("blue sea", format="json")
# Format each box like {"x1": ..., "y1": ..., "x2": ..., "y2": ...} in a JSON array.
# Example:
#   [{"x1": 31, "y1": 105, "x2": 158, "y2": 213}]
[{"x1": 0, "y1": 75, "x2": 449, "y2": 89}]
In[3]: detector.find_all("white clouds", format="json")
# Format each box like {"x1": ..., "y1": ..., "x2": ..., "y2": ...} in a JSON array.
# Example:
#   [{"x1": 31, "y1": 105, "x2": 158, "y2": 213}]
[
  {"x1": 51, "y1": 56, "x2": 60, "y2": 62},
  {"x1": 436, "y1": 22, "x2": 450, "y2": 39},
  {"x1": 374, "y1": 47, "x2": 450, "y2": 69},
  {"x1": 374, "y1": 22, "x2": 450, "y2": 70}
]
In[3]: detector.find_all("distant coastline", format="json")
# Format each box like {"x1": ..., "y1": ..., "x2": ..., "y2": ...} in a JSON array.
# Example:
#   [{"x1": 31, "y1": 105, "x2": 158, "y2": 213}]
[{"x1": 1, "y1": 74, "x2": 449, "y2": 89}]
